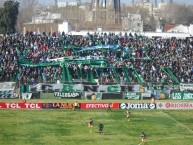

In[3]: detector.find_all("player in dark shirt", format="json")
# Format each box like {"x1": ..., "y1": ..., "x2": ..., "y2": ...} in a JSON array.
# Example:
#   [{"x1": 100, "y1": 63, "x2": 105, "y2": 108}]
[{"x1": 98, "y1": 122, "x2": 104, "y2": 135}]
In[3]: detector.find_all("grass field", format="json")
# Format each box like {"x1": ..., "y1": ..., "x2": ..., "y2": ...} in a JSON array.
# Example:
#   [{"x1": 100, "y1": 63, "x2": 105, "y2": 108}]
[{"x1": 1, "y1": 100, "x2": 193, "y2": 145}]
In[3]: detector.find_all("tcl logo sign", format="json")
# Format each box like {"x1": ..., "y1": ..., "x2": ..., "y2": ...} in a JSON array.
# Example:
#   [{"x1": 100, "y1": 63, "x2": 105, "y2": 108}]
[
  {"x1": 120, "y1": 103, "x2": 156, "y2": 109},
  {"x1": 5, "y1": 103, "x2": 21, "y2": 108},
  {"x1": 0, "y1": 103, "x2": 42, "y2": 109},
  {"x1": 24, "y1": 103, "x2": 41, "y2": 109}
]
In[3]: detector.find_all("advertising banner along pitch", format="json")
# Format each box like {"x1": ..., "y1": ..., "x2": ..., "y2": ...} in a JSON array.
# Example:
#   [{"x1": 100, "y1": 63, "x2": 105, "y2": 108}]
[
  {"x1": 0, "y1": 102, "x2": 42, "y2": 109},
  {"x1": 119, "y1": 103, "x2": 156, "y2": 109},
  {"x1": 157, "y1": 102, "x2": 193, "y2": 109},
  {"x1": 80, "y1": 102, "x2": 119, "y2": 109},
  {"x1": 42, "y1": 103, "x2": 74, "y2": 109}
]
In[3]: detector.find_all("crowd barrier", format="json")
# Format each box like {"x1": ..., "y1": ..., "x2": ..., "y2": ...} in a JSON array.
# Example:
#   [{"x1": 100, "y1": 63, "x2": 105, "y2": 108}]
[{"x1": 1, "y1": 82, "x2": 193, "y2": 100}]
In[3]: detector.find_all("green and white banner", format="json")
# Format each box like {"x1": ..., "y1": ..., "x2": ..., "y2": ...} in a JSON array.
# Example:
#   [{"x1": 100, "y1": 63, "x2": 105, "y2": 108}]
[
  {"x1": 0, "y1": 82, "x2": 17, "y2": 99},
  {"x1": 0, "y1": 82, "x2": 16, "y2": 91},
  {"x1": 54, "y1": 92, "x2": 82, "y2": 99},
  {"x1": 180, "y1": 83, "x2": 193, "y2": 92},
  {"x1": 122, "y1": 92, "x2": 140, "y2": 100},
  {"x1": 29, "y1": 83, "x2": 140, "y2": 93},
  {"x1": 22, "y1": 93, "x2": 32, "y2": 100},
  {"x1": 172, "y1": 92, "x2": 193, "y2": 100},
  {"x1": 0, "y1": 91, "x2": 15, "y2": 98}
]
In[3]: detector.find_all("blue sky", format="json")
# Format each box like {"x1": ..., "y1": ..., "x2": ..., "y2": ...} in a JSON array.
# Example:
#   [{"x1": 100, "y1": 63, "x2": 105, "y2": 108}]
[{"x1": 38, "y1": 0, "x2": 193, "y2": 5}]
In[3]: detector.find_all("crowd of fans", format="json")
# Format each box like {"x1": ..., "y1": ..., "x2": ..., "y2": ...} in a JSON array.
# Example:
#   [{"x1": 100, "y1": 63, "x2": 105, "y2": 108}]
[{"x1": 0, "y1": 31, "x2": 192, "y2": 85}]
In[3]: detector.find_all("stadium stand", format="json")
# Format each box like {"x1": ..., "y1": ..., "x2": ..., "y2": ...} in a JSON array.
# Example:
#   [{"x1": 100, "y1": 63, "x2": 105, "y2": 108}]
[{"x1": 0, "y1": 31, "x2": 192, "y2": 87}]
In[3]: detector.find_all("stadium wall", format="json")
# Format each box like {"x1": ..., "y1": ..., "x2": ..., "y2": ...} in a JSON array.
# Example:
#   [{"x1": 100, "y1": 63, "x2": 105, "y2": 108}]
[{"x1": 68, "y1": 31, "x2": 191, "y2": 38}]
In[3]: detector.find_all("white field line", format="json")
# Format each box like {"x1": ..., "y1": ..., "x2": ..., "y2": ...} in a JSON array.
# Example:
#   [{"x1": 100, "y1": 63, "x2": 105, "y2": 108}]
[
  {"x1": 161, "y1": 111, "x2": 193, "y2": 133},
  {"x1": 138, "y1": 111, "x2": 193, "y2": 145},
  {"x1": 138, "y1": 135, "x2": 193, "y2": 145}
]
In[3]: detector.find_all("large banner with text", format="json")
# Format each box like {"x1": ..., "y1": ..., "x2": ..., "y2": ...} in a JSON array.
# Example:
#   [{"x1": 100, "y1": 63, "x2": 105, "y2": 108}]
[
  {"x1": 172, "y1": 92, "x2": 193, "y2": 100},
  {"x1": 29, "y1": 83, "x2": 140, "y2": 93},
  {"x1": 180, "y1": 83, "x2": 193, "y2": 92},
  {"x1": 54, "y1": 92, "x2": 82, "y2": 99}
]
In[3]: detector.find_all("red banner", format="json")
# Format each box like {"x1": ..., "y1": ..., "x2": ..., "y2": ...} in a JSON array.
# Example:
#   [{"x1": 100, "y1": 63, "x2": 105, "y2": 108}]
[
  {"x1": 0, "y1": 102, "x2": 42, "y2": 109},
  {"x1": 0, "y1": 102, "x2": 119, "y2": 109},
  {"x1": 80, "y1": 102, "x2": 119, "y2": 109}
]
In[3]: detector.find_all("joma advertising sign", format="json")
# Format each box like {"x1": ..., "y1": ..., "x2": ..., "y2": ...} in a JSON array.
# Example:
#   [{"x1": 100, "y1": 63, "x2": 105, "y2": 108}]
[{"x1": 119, "y1": 103, "x2": 156, "y2": 109}]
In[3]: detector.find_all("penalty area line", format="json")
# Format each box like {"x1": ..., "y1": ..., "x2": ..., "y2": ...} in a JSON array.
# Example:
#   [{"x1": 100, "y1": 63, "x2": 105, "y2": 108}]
[{"x1": 161, "y1": 111, "x2": 193, "y2": 133}]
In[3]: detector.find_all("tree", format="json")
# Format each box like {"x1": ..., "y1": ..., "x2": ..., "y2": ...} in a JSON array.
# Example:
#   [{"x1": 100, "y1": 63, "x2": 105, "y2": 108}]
[
  {"x1": 0, "y1": 0, "x2": 20, "y2": 34},
  {"x1": 16, "y1": 0, "x2": 37, "y2": 33},
  {"x1": 0, "y1": 8, "x2": 5, "y2": 33},
  {"x1": 158, "y1": 4, "x2": 193, "y2": 25}
]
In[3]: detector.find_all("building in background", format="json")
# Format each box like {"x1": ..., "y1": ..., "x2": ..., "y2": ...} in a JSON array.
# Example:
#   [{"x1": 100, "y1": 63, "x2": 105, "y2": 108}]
[
  {"x1": 122, "y1": 13, "x2": 143, "y2": 32},
  {"x1": 23, "y1": 11, "x2": 62, "y2": 34},
  {"x1": 57, "y1": 2, "x2": 67, "y2": 8},
  {"x1": 58, "y1": 21, "x2": 72, "y2": 33},
  {"x1": 166, "y1": 24, "x2": 193, "y2": 35},
  {"x1": 57, "y1": 1, "x2": 80, "y2": 7},
  {"x1": 158, "y1": 1, "x2": 167, "y2": 9},
  {"x1": 84, "y1": 0, "x2": 121, "y2": 24},
  {"x1": 22, "y1": 0, "x2": 187, "y2": 34},
  {"x1": 31, "y1": 12, "x2": 61, "y2": 24}
]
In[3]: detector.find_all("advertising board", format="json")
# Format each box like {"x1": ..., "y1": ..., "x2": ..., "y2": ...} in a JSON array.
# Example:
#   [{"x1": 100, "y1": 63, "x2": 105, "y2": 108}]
[
  {"x1": 80, "y1": 102, "x2": 119, "y2": 109},
  {"x1": 157, "y1": 102, "x2": 193, "y2": 109},
  {"x1": 119, "y1": 103, "x2": 156, "y2": 109},
  {"x1": 42, "y1": 103, "x2": 74, "y2": 109},
  {"x1": 0, "y1": 102, "x2": 42, "y2": 109}
]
